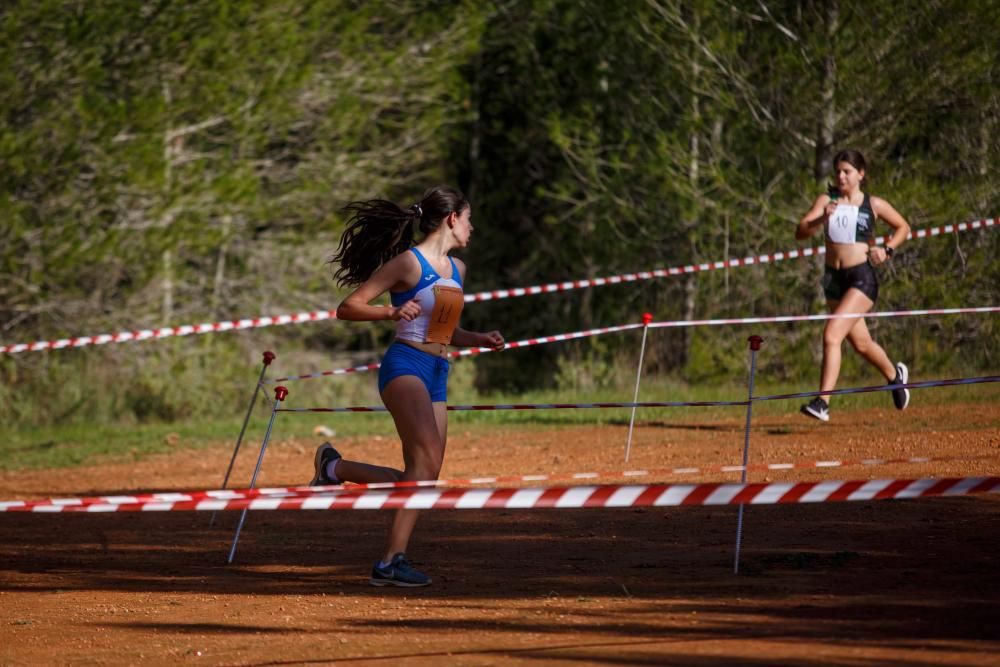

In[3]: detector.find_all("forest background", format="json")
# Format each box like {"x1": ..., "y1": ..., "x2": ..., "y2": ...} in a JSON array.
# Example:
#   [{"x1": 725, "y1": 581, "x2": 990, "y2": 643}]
[{"x1": 1, "y1": 0, "x2": 998, "y2": 429}]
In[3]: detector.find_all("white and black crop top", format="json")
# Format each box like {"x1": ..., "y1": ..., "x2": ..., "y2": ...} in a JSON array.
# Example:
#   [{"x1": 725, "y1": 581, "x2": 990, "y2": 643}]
[
  {"x1": 391, "y1": 248, "x2": 465, "y2": 345},
  {"x1": 825, "y1": 192, "x2": 877, "y2": 245}
]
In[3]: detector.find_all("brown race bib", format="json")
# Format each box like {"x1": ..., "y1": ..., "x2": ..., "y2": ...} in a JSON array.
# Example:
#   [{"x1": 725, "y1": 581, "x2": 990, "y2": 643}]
[{"x1": 424, "y1": 285, "x2": 464, "y2": 344}]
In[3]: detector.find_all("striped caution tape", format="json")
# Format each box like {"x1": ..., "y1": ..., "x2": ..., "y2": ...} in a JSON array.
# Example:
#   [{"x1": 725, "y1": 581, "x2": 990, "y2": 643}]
[
  {"x1": 3, "y1": 218, "x2": 994, "y2": 355},
  {"x1": 264, "y1": 306, "x2": 1000, "y2": 383},
  {"x1": 2, "y1": 454, "x2": 991, "y2": 512},
  {"x1": 1, "y1": 477, "x2": 996, "y2": 512},
  {"x1": 0, "y1": 310, "x2": 338, "y2": 355},
  {"x1": 266, "y1": 322, "x2": 643, "y2": 383},
  {"x1": 647, "y1": 306, "x2": 1000, "y2": 331},
  {"x1": 464, "y1": 218, "x2": 997, "y2": 302}
]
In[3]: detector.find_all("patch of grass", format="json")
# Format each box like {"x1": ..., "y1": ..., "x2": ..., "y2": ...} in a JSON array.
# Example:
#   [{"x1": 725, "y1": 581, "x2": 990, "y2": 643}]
[{"x1": 0, "y1": 409, "x2": 398, "y2": 472}]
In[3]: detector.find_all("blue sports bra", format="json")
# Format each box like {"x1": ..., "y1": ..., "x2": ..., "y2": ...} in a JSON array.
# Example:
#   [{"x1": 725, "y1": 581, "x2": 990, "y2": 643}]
[{"x1": 392, "y1": 248, "x2": 465, "y2": 345}]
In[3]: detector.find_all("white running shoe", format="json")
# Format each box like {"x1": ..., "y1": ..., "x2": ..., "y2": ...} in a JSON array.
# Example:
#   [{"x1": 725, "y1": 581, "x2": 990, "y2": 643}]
[{"x1": 890, "y1": 362, "x2": 910, "y2": 411}]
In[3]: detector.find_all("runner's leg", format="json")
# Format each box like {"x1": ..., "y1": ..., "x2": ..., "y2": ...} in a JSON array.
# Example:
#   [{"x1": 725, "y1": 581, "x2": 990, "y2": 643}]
[
  {"x1": 379, "y1": 375, "x2": 446, "y2": 561},
  {"x1": 819, "y1": 289, "x2": 874, "y2": 403},
  {"x1": 844, "y1": 314, "x2": 897, "y2": 381}
]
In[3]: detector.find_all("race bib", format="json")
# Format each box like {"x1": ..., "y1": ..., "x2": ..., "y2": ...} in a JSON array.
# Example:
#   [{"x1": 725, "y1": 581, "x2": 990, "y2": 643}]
[
  {"x1": 827, "y1": 204, "x2": 860, "y2": 244},
  {"x1": 424, "y1": 285, "x2": 464, "y2": 344}
]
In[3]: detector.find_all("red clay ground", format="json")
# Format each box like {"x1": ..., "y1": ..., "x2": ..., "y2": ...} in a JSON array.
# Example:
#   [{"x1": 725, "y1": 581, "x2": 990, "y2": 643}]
[{"x1": 1, "y1": 401, "x2": 999, "y2": 665}]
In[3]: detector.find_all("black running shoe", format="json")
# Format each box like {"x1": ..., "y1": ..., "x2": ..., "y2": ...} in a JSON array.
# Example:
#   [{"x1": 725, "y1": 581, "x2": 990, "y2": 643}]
[
  {"x1": 800, "y1": 397, "x2": 830, "y2": 422},
  {"x1": 370, "y1": 553, "x2": 431, "y2": 587},
  {"x1": 309, "y1": 442, "x2": 342, "y2": 486},
  {"x1": 890, "y1": 362, "x2": 910, "y2": 410}
]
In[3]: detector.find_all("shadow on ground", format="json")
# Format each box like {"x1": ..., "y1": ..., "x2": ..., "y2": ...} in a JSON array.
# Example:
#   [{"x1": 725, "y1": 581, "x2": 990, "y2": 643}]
[{"x1": 2, "y1": 498, "x2": 998, "y2": 652}]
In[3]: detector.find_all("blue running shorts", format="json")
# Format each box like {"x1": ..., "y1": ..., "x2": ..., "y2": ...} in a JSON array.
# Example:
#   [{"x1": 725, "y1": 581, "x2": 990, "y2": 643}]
[{"x1": 378, "y1": 341, "x2": 450, "y2": 402}]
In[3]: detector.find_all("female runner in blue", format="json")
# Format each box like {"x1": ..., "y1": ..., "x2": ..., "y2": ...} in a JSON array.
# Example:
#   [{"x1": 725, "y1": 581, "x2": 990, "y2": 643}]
[
  {"x1": 311, "y1": 185, "x2": 504, "y2": 586},
  {"x1": 795, "y1": 149, "x2": 911, "y2": 422}
]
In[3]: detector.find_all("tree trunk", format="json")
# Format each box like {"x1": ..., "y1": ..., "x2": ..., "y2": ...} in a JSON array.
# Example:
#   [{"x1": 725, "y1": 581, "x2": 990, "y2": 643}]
[
  {"x1": 162, "y1": 249, "x2": 173, "y2": 323},
  {"x1": 814, "y1": 0, "x2": 839, "y2": 183},
  {"x1": 681, "y1": 6, "x2": 702, "y2": 369},
  {"x1": 212, "y1": 215, "x2": 231, "y2": 316},
  {"x1": 466, "y1": 50, "x2": 482, "y2": 203}
]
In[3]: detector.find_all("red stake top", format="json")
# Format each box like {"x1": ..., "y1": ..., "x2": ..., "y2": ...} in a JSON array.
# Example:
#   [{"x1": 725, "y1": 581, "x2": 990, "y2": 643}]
[
  {"x1": 275, "y1": 386, "x2": 289, "y2": 401},
  {"x1": 748, "y1": 335, "x2": 763, "y2": 351},
  {"x1": 263, "y1": 350, "x2": 276, "y2": 365},
  {"x1": 642, "y1": 312, "x2": 653, "y2": 325}
]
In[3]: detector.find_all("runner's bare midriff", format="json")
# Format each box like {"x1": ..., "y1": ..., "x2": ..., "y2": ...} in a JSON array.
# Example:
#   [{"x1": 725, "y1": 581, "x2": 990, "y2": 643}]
[
  {"x1": 397, "y1": 338, "x2": 449, "y2": 358},
  {"x1": 825, "y1": 241, "x2": 870, "y2": 270}
]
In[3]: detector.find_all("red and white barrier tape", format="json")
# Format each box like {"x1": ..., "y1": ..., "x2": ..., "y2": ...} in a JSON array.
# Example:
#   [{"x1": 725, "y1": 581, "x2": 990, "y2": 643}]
[
  {"x1": 265, "y1": 306, "x2": 999, "y2": 383},
  {"x1": 310, "y1": 454, "x2": 996, "y2": 491},
  {"x1": 647, "y1": 306, "x2": 1000, "y2": 331},
  {"x1": 463, "y1": 218, "x2": 997, "y2": 302},
  {"x1": 2, "y1": 477, "x2": 996, "y2": 512},
  {"x1": 267, "y1": 322, "x2": 643, "y2": 383},
  {"x1": 4, "y1": 454, "x2": 989, "y2": 512},
  {"x1": 3, "y1": 219, "x2": 994, "y2": 356},
  {"x1": 272, "y1": 375, "x2": 999, "y2": 413},
  {"x1": 0, "y1": 311, "x2": 338, "y2": 355}
]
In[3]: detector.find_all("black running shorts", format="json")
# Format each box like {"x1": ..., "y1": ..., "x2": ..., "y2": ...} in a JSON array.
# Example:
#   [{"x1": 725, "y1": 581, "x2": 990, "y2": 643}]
[{"x1": 822, "y1": 262, "x2": 879, "y2": 303}]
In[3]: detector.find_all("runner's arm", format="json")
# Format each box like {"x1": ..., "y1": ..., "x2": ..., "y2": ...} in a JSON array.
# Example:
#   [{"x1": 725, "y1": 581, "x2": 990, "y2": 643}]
[
  {"x1": 337, "y1": 253, "x2": 421, "y2": 322},
  {"x1": 796, "y1": 194, "x2": 832, "y2": 240}
]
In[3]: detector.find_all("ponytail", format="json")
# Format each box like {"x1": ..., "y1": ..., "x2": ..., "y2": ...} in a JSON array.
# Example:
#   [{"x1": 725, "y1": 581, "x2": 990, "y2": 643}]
[
  {"x1": 330, "y1": 199, "x2": 417, "y2": 287},
  {"x1": 330, "y1": 186, "x2": 469, "y2": 287}
]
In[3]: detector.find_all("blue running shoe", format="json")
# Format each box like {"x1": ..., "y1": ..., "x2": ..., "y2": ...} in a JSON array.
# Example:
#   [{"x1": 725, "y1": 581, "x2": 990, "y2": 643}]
[
  {"x1": 370, "y1": 553, "x2": 431, "y2": 587},
  {"x1": 309, "y1": 442, "x2": 341, "y2": 486}
]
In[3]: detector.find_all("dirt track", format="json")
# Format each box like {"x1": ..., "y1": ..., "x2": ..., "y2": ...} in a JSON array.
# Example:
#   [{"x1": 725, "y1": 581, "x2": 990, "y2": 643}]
[{"x1": 2, "y1": 402, "x2": 999, "y2": 665}]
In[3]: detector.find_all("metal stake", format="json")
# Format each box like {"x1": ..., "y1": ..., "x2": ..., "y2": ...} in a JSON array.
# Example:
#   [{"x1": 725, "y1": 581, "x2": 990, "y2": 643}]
[
  {"x1": 227, "y1": 385, "x2": 287, "y2": 564},
  {"x1": 734, "y1": 335, "x2": 763, "y2": 575},
  {"x1": 625, "y1": 313, "x2": 654, "y2": 463},
  {"x1": 210, "y1": 351, "x2": 275, "y2": 527}
]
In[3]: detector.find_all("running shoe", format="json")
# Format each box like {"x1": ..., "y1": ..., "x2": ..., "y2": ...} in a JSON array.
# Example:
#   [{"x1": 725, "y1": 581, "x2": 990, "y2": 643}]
[
  {"x1": 370, "y1": 553, "x2": 431, "y2": 587},
  {"x1": 890, "y1": 361, "x2": 910, "y2": 410},
  {"x1": 800, "y1": 397, "x2": 830, "y2": 422},
  {"x1": 309, "y1": 442, "x2": 342, "y2": 486}
]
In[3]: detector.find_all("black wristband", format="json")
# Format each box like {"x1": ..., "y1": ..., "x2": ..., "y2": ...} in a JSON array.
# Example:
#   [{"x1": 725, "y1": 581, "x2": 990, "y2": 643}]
[{"x1": 884, "y1": 246, "x2": 895, "y2": 259}]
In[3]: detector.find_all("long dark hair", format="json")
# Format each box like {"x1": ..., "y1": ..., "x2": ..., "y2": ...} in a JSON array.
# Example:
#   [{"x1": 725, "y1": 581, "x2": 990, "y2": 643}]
[{"x1": 331, "y1": 185, "x2": 469, "y2": 287}]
